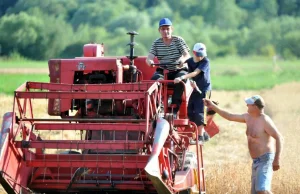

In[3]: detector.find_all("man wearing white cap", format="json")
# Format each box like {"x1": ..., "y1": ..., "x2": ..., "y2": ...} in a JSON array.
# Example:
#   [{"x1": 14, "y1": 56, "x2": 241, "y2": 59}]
[
  {"x1": 203, "y1": 95, "x2": 283, "y2": 194},
  {"x1": 146, "y1": 18, "x2": 190, "y2": 117},
  {"x1": 174, "y1": 42, "x2": 211, "y2": 143}
]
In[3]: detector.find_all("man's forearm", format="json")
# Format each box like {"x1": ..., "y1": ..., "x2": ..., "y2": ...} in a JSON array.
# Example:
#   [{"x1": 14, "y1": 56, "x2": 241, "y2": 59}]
[
  {"x1": 177, "y1": 53, "x2": 190, "y2": 68},
  {"x1": 275, "y1": 135, "x2": 283, "y2": 161},
  {"x1": 211, "y1": 105, "x2": 234, "y2": 121},
  {"x1": 181, "y1": 72, "x2": 198, "y2": 80},
  {"x1": 181, "y1": 51, "x2": 190, "y2": 62},
  {"x1": 146, "y1": 54, "x2": 155, "y2": 65},
  {"x1": 146, "y1": 58, "x2": 152, "y2": 65}
]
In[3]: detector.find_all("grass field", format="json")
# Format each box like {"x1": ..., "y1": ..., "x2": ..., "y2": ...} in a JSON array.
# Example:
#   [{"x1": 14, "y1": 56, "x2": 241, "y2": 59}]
[
  {"x1": 0, "y1": 58, "x2": 46, "y2": 68},
  {"x1": 0, "y1": 56, "x2": 300, "y2": 95},
  {"x1": 0, "y1": 74, "x2": 49, "y2": 94},
  {"x1": 212, "y1": 56, "x2": 300, "y2": 90},
  {"x1": 0, "y1": 57, "x2": 300, "y2": 193}
]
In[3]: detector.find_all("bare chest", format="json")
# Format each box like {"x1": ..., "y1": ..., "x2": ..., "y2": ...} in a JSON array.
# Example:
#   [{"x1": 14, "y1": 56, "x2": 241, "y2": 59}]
[{"x1": 246, "y1": 118, "x2": 265, "y2": 138}]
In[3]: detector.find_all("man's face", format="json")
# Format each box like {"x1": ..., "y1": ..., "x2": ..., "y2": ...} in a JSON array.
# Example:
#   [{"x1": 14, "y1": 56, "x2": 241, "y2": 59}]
[
  {"x1": 159, "y1": 25, "x2": 173, "y2": 39},
  {"x1": 247, "y1": 104, "x2": 258, "y2": 114}
]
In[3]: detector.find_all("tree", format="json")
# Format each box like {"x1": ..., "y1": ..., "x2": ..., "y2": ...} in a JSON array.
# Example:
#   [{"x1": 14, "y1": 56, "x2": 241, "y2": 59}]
[
  {"x1": 252, "y1": 0, "x2": 278, "y2": 20},
  {"x1": 6, "y1": 0, "x2": 78, "y2": 20},
  {"x1": 268, "y1": 16, "x2": 300, "y2": 57},
  {"x1": 277, "y1": 0, "x2": 300, "y2": 16},
  {"x1": 165, "y1": 0, "x2": 207, "y2": 19},
  {"x1": 70, "y1": 1, "x2": 135, "y2": 29},
  {"x1": 0, "y1": 0, "x2": 18, "y2": 16},
  {"x1": 146, "y1": 2, "x2": 173, "y2": 26},
  {"x1": 0, "y1": 12, "x2": 43, "y2": 55},
  {"x1": 0, "y1": 11, "x2": 74, "y2": 59},
  {"x1": 242, "y1": 20, "x2": 273, "y2": 56},
  {"x1": 106, "y1": 11, "x2": 150, "y2": 32},
  {"x1": 281, "y1": 31, "x2": 300, "y2": 58},
  {"x1": 0, "y1": 0, "x2": 300, "y2": 59},
  {"x1": 204, "y1": 0, "x2": 247, "y2": 29}
]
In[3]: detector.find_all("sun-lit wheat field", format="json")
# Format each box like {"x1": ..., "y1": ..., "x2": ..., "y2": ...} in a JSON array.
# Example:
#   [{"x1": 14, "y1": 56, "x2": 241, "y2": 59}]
[
  {"x1": 1, "y1": 82, "x2": 299, "y2": 193},
  {"x1": 203, "y1": 82, "x2": 300, "y2": 193}
]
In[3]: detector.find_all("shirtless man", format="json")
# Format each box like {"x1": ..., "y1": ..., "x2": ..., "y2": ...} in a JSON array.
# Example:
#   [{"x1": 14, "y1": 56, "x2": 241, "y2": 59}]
[{"x1": 204, "y1": 95, "x2": 283, "y2": 194}]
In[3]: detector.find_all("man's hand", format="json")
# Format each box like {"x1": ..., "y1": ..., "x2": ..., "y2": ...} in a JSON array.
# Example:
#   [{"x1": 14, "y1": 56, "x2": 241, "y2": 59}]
[
  {"x1": 174, "y1": 76, "x2": 184, "y2": 84},
  {"x1": 146, "y1": 53, "x2": 155, "y2": 67},
  {"x1": 273, "y1": 159, "x2": 280, "y2": 171},
  {"x1": 146, "y1": 59, "x2": 154, "y2": 67},
  {"x1": 190, "y1": 80, "x2": 196, "y2": 88},
  {"x1": 203, "y1": 99, "x2": 216, "y2": 110},
  {"x1": 175, "y1": 58, "x2": 185, "y2": 68},
  {"x1": 175, "y1": 58, "x2": 182, "y2": 64},
  {"x1": 174, "y1": 77, "x2": 182, "y2": 84},
  {"x1": 129, "y1": 65, "x2": 137, "y2": 73}
]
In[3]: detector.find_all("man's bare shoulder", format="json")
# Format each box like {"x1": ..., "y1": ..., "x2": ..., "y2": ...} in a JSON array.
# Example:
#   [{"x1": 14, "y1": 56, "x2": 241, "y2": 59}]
[
  {"x1": 261, "y1": 113, "x2": 275, "y2": 125},
  {"x1": 243, "y1": 112, "x2": 250, "y2": 120}
]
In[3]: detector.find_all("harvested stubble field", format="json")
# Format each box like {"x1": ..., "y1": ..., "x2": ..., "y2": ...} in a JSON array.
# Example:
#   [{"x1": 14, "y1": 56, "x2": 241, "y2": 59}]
[{"x1": 0, "y1": 82, "x2": 300, "y2": 193}]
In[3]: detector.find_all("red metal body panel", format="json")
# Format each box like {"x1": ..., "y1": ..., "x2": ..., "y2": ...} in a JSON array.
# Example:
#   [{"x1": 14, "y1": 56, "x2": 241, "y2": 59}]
[
  {"x1": 0, "y1": 112, "x2": 32, "y2": 194},
  {"x1": 83, "y1": 44, "x2": 104, "y2": 57},
  {"x1": 48, "y1": 56, "x2": 156, "y2": 115},
  {"x1": 0, "y1": 42, "x2": 217, "y2": 193}
]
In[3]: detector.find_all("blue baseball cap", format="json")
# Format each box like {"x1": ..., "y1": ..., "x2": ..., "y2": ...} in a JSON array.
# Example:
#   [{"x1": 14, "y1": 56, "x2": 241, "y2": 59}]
[{"x1": 159, "y1": 18, "x2": 172, "y2": 27}]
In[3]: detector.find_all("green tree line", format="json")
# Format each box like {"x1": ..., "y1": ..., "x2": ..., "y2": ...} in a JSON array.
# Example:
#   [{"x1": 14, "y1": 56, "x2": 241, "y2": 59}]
[{"x1": 0, "y1": 0, "x2": 299, "y2": 60}]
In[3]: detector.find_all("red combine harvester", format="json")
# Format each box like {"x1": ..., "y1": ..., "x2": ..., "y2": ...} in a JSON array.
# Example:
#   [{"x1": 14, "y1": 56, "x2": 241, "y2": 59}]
[{"x1": 0, "y1": 32, "x2": 219, "y2": 194}]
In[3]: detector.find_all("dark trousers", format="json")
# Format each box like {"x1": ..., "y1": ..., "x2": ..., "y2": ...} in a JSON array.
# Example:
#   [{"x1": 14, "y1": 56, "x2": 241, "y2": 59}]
[
  {"x1": 188, "y1": 90, "x2": 211, "y2": 126},
  {"x1": 151, "y1": 68, "x2": 188, "y2": 113}
]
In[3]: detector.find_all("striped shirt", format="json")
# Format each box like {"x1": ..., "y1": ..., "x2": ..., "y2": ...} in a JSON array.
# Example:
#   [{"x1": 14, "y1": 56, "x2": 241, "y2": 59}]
[{"x1": 149, "y1": 36, "x2": 190, "y2": 71}]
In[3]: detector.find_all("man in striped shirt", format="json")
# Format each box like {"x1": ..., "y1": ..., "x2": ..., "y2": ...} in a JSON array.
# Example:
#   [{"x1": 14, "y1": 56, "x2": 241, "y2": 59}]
[{"x1": 146, "y1": 18, "x2": 190, "y2": 117}]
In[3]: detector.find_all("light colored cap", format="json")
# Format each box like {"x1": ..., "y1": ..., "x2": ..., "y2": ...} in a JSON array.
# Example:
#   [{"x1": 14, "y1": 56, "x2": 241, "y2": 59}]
[
  {"x1": 245, "y1": 95, "x2": 265, "y2": 108},
  {"x1": 193, "y1": 43, "x2": 207, "y2": 57}
]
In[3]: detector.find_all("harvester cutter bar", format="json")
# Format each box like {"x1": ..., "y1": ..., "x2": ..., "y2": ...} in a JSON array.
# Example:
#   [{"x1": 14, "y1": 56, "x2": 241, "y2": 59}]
[
  {"x1": 29, "y1": 181, "x2": 155, "y2": 192},
  {"x1": 33, "y1": 123, "x2": 147, "y2": 131},
  {"x1": 32, "y1": 180, "x2": 153, "y2": 184},
  {"x1": 25, "y1": 154, "x2": 149, "y2": 169},
  {"x1": 20, "y1": 118, "x2": 146, "y2": 123},
  {"x1": 15, "y1": 91, "x2": 145, "y2": 100},
  {"x1": 15, "y1": 140, "x2": 144, "y2": 150}
]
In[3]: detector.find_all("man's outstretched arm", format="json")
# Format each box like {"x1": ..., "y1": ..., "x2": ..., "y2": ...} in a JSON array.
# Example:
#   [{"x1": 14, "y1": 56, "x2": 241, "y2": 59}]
[{"x1": 203, "y1": 99, "x2": 246, "y2": 123}]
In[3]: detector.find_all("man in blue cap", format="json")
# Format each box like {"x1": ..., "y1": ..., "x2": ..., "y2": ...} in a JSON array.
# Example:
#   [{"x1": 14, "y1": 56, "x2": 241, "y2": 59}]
[{"x1": 146, "y1": 18, "x2": 190, "y2": 118}]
